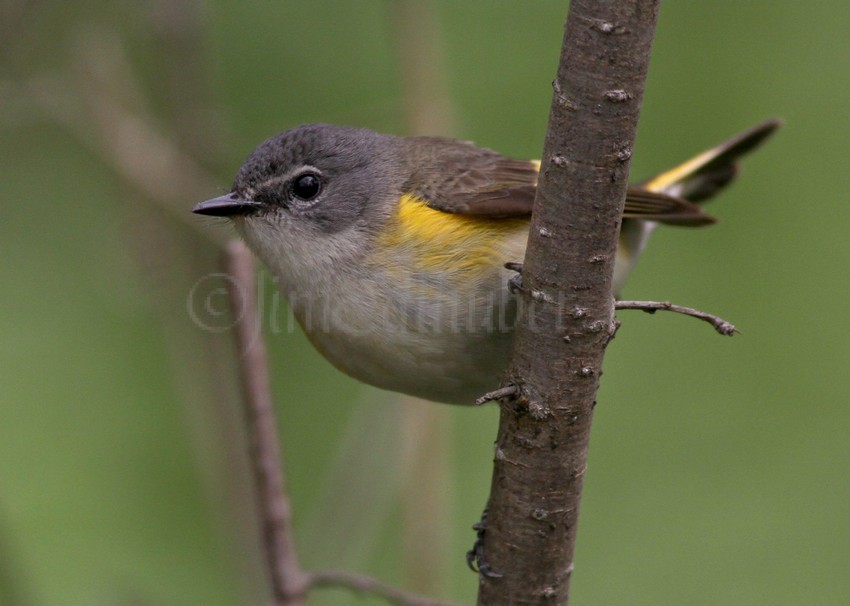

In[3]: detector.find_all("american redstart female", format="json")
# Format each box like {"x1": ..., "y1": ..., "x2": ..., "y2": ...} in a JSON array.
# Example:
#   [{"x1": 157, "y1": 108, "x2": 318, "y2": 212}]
[{"x1": 194, "y1": 120, "x2": 780, "y2": 404}]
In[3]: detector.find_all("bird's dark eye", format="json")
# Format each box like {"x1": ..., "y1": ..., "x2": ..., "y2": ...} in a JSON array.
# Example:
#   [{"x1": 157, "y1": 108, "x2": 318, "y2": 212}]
[{"x1": 291, "y1": 173, "x2": 322, "y2": 201}]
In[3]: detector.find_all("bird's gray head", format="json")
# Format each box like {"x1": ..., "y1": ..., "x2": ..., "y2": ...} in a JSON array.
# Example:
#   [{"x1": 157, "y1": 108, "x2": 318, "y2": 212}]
[
  {"x1": 193, "y1": 124, "x2": 403, "y2": 269},
  {"x1": 195, "y1": 123, "x2": 403, "y2": 231}
]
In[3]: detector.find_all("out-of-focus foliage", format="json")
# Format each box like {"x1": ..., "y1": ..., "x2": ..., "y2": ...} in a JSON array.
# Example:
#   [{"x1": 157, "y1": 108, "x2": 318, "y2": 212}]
[{"x1": 1, "y1": 1, "x2": 847, "y2": 605}]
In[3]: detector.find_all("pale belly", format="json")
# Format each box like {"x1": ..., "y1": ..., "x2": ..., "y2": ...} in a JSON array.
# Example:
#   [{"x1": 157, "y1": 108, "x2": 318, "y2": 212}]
[
  {"x1": 297, "y1": 265, "x2": 520, "y2": 405},
  {"x1": 268, "y1": 220, "x2": 648, "y2": 405}
]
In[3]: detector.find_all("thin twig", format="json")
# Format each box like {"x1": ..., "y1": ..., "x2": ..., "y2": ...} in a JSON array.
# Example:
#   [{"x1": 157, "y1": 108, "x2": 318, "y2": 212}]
[
  {"x1": 308, "y1": 570, "x2": 463, "y2": 606},
  {"x1": 615, "y1": 300, "x2": 738, "y2": 336},
  {"x1": 225, "y1": 241, "x2": 309, "y2": 606},
  {"x1": 475, "y1": 385, "x2": 519, "y2": 407},
  {"x1": 225, "y1": 242, "x2": 452, "y2": 606},
  {"x1": 389, "y1": 1, "x2": 457, "y2": 595}
]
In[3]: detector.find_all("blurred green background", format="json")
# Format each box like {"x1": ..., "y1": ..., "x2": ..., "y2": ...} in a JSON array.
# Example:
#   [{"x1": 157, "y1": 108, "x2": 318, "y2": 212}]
[{"x1": 2, "y1": 1, "x2": 848, "y2": 605}]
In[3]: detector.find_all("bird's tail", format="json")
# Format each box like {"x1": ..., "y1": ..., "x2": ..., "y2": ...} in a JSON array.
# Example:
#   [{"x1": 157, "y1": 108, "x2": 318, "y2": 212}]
[
  {"x1": 642, "y1": 118, "x2": 782, "y2": 201},
  {"x1": 614, "y1": 119, "x2": 781, "y2": 295}
]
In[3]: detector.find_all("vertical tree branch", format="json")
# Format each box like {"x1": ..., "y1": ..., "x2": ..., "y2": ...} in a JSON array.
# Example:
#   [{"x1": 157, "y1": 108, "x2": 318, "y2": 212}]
[{"x1": 477, "y1": 2, "x2": 660, "y2": 605}]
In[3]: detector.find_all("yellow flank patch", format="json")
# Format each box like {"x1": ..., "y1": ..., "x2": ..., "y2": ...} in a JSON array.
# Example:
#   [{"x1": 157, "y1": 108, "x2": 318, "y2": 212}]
[{"x1": 377, "y1": 194, "x2": 527, "y2": 276}]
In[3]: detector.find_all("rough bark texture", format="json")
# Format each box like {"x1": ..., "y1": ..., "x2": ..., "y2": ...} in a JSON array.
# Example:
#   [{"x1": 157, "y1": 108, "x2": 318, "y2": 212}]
[{"x1": 476, "y1": 2, "x2": 660, "y2": 605}]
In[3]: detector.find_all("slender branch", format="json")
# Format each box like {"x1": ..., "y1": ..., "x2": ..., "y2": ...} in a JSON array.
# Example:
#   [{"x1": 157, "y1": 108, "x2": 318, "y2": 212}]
[
  {"x1": 389, "y1": 1, "x2": 457, "y2": 596},
  {"x1": 308, "y1": 570, "x2": 463, "y2": 606},
  {"x1": 389, "y1": 0, "x2": 457, "y2": 137},
  {"x1": 475, "y1": 385, "x2": 519, "y2": 407},
  {"x1": 616, "y1": 300, "x2": 738, "y2": 336},
  {"x1": 225, "y1": 242, "x2": 454, "y2": 606},
  {"x1": 476, "y1": 2, "x2": 661, "y2": 604},
  {"x1": 224, "y1": 241, "x2": 309, "y2": 606}
]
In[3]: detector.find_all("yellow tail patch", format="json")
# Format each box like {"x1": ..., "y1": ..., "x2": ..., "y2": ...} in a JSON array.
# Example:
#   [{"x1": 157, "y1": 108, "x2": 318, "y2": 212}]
[{"x1": 643, "y1": 148, "x2": 719, "y2": 194}]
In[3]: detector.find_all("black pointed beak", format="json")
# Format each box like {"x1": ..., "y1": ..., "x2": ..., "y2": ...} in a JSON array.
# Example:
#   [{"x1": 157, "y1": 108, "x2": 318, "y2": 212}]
[{"x1": 192, "y1": 193, "x2": 263, "y2": 217}]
